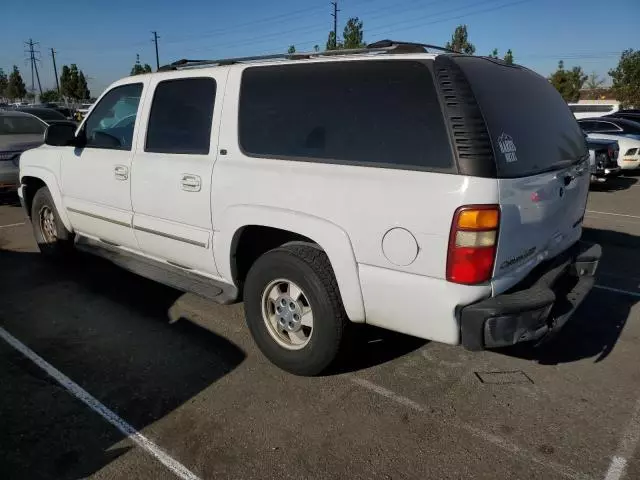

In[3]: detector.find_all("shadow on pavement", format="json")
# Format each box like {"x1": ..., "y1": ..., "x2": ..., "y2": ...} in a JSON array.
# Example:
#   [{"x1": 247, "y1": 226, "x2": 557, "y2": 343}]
[
  {"x1": 0, "y1": 249, "x2": 246, "y2": 480},
  {"x1": 0, "y1": 192, "x2": 20, "y2": 207},
  {"x1": 590, "y1": 175, "x2": 637, "y2": 192},
  {"x1": 330, "y1": 324, "x2": 427, "y2": 375},
  {"x1": 502, "y1": 227, "x2": 639, "y2": 365}
]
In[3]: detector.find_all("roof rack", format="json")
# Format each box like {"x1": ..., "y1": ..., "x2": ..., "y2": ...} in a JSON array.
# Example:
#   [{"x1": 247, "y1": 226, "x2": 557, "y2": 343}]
[{"x1": 159, "y1": 40, "x2": 454, "y2": 71}]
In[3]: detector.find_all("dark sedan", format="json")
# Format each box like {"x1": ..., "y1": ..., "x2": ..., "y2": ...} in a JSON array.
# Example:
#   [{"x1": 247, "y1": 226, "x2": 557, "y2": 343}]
[{"x1": 0, "y1": 111, "x2": 51, "y2": 192}]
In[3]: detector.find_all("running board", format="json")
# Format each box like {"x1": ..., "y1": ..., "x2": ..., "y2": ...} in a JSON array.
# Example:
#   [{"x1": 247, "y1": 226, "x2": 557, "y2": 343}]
[{"x1": 75, "y1": 236, "x2": 239, "y2": 305}]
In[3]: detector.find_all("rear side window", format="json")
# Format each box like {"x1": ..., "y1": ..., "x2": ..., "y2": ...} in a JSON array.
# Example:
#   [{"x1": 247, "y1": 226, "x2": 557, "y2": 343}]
[
  {"x1": 457, "y1": 57, "x2": 588, "y2": 178},
  {"x1": 145, "y1": 77, "x2": 216, "y2": 155},
  {"x1": 239, "y1": 60, "x2": 454, "y2": 172}
]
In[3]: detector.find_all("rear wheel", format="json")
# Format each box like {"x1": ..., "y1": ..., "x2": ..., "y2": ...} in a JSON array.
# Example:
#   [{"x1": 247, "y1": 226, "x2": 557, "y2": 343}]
[
  {"x1": 31, "y1": 187, "x2": 74, "y2": 258},
  {"x1": 243, "y1": 243, "x2": 347, "y2": 376}
]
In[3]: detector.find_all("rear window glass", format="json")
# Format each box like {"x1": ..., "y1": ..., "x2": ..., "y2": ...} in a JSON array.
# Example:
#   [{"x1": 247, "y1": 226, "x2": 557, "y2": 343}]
[
  {"x1": 239, "y1": 60, "x2": 454, "y2": 172},
  {"x1": 0, "y1": 115, "x2": 46, "y2": 135},
  {"x1": 457, "y1": 57, "x2": 588, "y2": 178},
  {"x1": 569, "y1": 104, "x2": 615, "y2": 113},
  {"x1": 145, "y1": 77, "x2": 216, "y2": 155}
]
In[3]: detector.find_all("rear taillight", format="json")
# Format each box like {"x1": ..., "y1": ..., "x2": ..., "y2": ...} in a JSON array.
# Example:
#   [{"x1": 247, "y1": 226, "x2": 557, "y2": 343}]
[{"x1": 446, "y1": 205, "x2": 500, "y2": 285}]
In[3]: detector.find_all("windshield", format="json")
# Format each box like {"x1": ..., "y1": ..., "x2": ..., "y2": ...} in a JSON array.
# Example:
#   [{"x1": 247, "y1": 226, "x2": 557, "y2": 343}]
[
  {"x1": 0, "y1": 115, "x2": 46, "y2": 135},
  {"x1": 456, "y1": 57, "x2": 588, "y2": 178}
]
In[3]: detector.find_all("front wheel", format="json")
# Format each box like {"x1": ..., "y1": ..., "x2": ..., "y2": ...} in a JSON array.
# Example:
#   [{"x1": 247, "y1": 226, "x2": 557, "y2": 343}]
[
  {"x1": 31, "y1": 187, "x2": 74, "y2": 258},
  {"x1": 243, "y1": 243, "x2": 348, "y2": 376}
]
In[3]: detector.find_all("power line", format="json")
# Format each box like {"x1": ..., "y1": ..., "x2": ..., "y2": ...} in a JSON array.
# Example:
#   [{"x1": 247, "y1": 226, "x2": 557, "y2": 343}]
[
  {"x1": 24, "y1": 39, "x2": 43, "y2": 97},
  {"x1": 151, "y1": 31, "x2": 160, "y2": 71}
]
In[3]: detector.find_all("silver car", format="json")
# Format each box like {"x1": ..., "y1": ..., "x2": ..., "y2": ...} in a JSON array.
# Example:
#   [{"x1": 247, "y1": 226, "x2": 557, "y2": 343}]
[{"x1": 0, "y1": 111, "x2": 47, "y2": 192}]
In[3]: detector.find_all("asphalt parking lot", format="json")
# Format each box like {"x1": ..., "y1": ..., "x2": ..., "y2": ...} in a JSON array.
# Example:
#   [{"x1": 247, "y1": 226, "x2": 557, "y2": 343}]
[{"x1": 1, "y1": 176, "x2": 640, "y2": 480}]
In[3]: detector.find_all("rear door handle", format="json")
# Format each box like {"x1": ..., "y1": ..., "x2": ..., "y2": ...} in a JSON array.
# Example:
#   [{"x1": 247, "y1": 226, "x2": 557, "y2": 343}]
[
  {"x1": 114, "y1": 165, "x2": 128, "y2": 180},
  {"x1": 181, "y1": 174, "x2": 201, "y2": 192}
]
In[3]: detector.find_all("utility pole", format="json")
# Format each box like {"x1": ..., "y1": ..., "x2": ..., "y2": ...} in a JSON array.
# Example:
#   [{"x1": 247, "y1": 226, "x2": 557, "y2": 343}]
[
  {"x1": 151, "y1": 31, "x2": 160, "y2": 71},
  {"x1": 51, "y1": 48, "x2": 60, "y2": 95},
  {"x1": 331, "y1": 2, "x2": 339, "y2": 47},
  {"x1": 24, "y1": 39, "x2": 43, "y2": 99}
]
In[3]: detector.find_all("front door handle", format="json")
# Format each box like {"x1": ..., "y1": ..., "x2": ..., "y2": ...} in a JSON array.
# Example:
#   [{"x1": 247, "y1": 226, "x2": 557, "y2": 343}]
[
  {"x1": 114, "y1": 165, "x2": 128, "y2": 180},
  {"x1": 180, "y1": 174, "x2": 201, "y2": 192}
]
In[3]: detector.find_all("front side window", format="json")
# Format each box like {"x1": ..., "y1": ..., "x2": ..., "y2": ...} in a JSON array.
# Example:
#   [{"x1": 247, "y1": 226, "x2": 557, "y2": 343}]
[
  {"x1": 239, "y1": 60, "x2": 454, "y2": 171},
  {"x1": 84, "y1": 83, "x2": 143, "y2": 150},
  {"x1": 145, "y1": 77, "x2": 216, "y2": 155}
]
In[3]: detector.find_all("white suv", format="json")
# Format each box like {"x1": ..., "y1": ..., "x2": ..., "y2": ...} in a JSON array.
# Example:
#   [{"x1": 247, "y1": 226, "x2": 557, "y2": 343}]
[{"x1": 18, "y1": 41, "x2": 601, "y2": 375}]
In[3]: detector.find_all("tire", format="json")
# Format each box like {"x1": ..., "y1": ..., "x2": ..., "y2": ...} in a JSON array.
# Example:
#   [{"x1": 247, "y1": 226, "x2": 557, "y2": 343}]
[
  {"x1": 243, "y1": 243, "x2": 348, "y2": 376},
  {"x1": 31, "y1": 187, "x2": 74, "y2": 258}
]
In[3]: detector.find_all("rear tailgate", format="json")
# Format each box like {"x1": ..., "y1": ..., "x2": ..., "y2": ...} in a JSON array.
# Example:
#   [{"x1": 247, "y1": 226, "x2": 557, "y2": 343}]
[{"x1": 451, "y1": 56, "x2": 590, "y2": 294}]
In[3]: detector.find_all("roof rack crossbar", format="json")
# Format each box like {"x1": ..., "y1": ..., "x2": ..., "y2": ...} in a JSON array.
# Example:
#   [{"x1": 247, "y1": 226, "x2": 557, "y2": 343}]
[{"x1": 159, "y1": 40, "x2": 454, "y2": 71}]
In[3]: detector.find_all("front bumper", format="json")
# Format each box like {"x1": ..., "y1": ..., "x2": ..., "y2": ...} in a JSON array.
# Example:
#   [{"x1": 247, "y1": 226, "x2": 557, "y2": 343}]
[{"x1": 460, "y1": 241, "x2": 601, "y2": 350}]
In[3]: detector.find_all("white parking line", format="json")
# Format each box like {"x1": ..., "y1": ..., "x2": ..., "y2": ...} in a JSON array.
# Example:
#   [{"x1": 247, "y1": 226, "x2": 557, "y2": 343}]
[
  {"x1": 594, "y1": 285, "x2": 640, "y2": 298},
  {"x1": 0, "y1": 222, "x2": 25, "y2": 228},
  {"x1": 0, "y1": 326, "x2": 201, "y2": 480},
  {"x1": 604, "y1": 397, "x2": 640, "y2": 480},
  {"x1": 586, "y1": 211, "x2": 640, "y2": 220},
  {"x1": 351, "y1": 377, "x2": 591, "y2": 480}
]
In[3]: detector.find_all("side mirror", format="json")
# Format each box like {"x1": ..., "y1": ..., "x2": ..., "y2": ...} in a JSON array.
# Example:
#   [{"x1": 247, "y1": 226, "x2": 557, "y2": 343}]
[{"x1": 44, "y1": 123, "x2": 78, "y2": 147}]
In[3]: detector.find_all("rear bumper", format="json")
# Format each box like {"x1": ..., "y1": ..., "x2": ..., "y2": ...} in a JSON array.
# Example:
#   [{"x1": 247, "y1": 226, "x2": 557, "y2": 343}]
[{"x1": 460, "y1": 241, "x2": 601, "y2": 350}]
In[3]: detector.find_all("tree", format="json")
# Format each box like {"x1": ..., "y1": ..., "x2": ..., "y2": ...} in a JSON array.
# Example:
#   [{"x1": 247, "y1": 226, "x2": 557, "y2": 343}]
[
  {"x1": 585, "y1": 72, "x2": 605, "y2": 90},
  {"x1": 342, "y1": 17, "x2": 365, "y2": 49},
  {"x1": 60, "y1": 64, "x2": 90, "y2": 100},
  {"x1": 40, "y1": 89, "x2": 60, "y2": 103},
  {"x1": 490, "y1": 48, "x2": 498, "y2": 59},
  {"x1": 503, "y1": 49, "x2": 514, "y2": 65},
  {"x1": 130, "y1": 54, "x2": 152, "y2": 76},
  {"x1": 287, "y1": 45, "x2": 296, "y2": 54},
  {"x1": 77, "y1": 71, "x2": 90, "y2": 100},
  {"x1": 60, "y1": 65, "x2": 71, "y2": 99},
  {"x1": 0, "y1": 68, "x2": 8, "y2": 99},
  {"x1": 326, "y1": 31, "x2": 340, "y2": 51},
  {"x1": 609, "y1": 49, "x2": 640, "y2": 108},
  {"x1": 445, "y1": 25, "x2": 475, "y2": 54},
  {"x1": 6, "y1": 66, "x2": 26, "y2": 100},
  {"x1": 549, "y1": 60, "x2": 587, "y2": 102}
]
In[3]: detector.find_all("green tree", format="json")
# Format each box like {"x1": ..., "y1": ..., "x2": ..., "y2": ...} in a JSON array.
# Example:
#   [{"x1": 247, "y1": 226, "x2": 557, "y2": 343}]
[
  {"x1": 60, "y1": 65, "x2": 71, "y2": 99},
  {"x1": 609, "y1": 49, "x2": 640, "y2": 108},
  {"x1": 549, "y1": 60, "x2": 587, "y2": 102},
  {"x1": 40, "y1": 89, "x2": 60, "y2": 103},
  {"x1": 503, "y1": 49, "x2": 514, "y2": 65},
  {"x1": 0, "y1": 68, "x2": 8, "y2": 98},
  {"x1": 130, "y1": 55, "x2": 152, "y2": 76},
  {"x1": 77, "y1": 71, "x2": 90, "y2": 100},
  {"x1": 445, "y1": 25, "x2": 475, "y2": 54},
  {"x1": 287, "y1": 45, "x2": 296, "y2": 54},
  {"x1": 326, "y1": 31, "x2": 339, "y2": 51},
  {"x1": 585, "y1": 72, "x2": 605, "y2": 90},
  {"x1": 490, "y1": 48, "x2": 498, "y2": 59},
  {"x1": 342, "y1": 17, "x2": 365, "y2": 49},
  {"x1": 6, "y1": 66, "x2": 26, "y2": 100}
]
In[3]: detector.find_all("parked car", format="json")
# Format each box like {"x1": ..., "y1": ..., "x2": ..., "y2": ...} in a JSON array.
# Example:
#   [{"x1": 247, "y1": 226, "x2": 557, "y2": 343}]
[
  {"x1": 74, "y1": 103, "x2": 94, "y2": 121},
  {"x1": 608, "y1": 109, "x2": 640, "y2": 122},
  {"x1": 32, "y1": 103, "x2": 75, "y2": 121},
  {"x1": 586, "y1": 137, "x2": 620, "y2": 182},
  {"x1": 0, "y1": 111, "x2": 47, "y2": 192},
  {"x1": 15, "y1": 107, "x2": 76, "y2": 126},
  {"x1": 18, "y1": 41, "x2": 601, "y2": 375},
  {"x1": 578, "y1": 117, "x2": 640, "y2": 170},
  {"x1": 568, "y1": 102, "x2": 620, "y2": 119}
]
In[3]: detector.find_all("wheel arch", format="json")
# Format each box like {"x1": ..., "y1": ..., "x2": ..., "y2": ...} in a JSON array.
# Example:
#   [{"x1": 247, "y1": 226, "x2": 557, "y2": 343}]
[
  {"x1": 20, "y1": 166, "x2": 73, "y2": 231},
  {"x1": 216, "y1": 205, "x2": 365, "y2": 322}
]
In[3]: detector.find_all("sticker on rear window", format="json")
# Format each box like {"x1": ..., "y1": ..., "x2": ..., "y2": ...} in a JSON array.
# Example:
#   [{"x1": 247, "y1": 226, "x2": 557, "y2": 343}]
[{"x1": 498, "y1": 133, "x2": 518, "y2": 163}]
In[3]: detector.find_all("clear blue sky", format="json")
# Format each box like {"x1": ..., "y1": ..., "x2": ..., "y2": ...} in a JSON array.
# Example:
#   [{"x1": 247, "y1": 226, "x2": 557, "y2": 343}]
[{"x1": 1, "y1": 0, "x2": 638, "y2": 97}]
